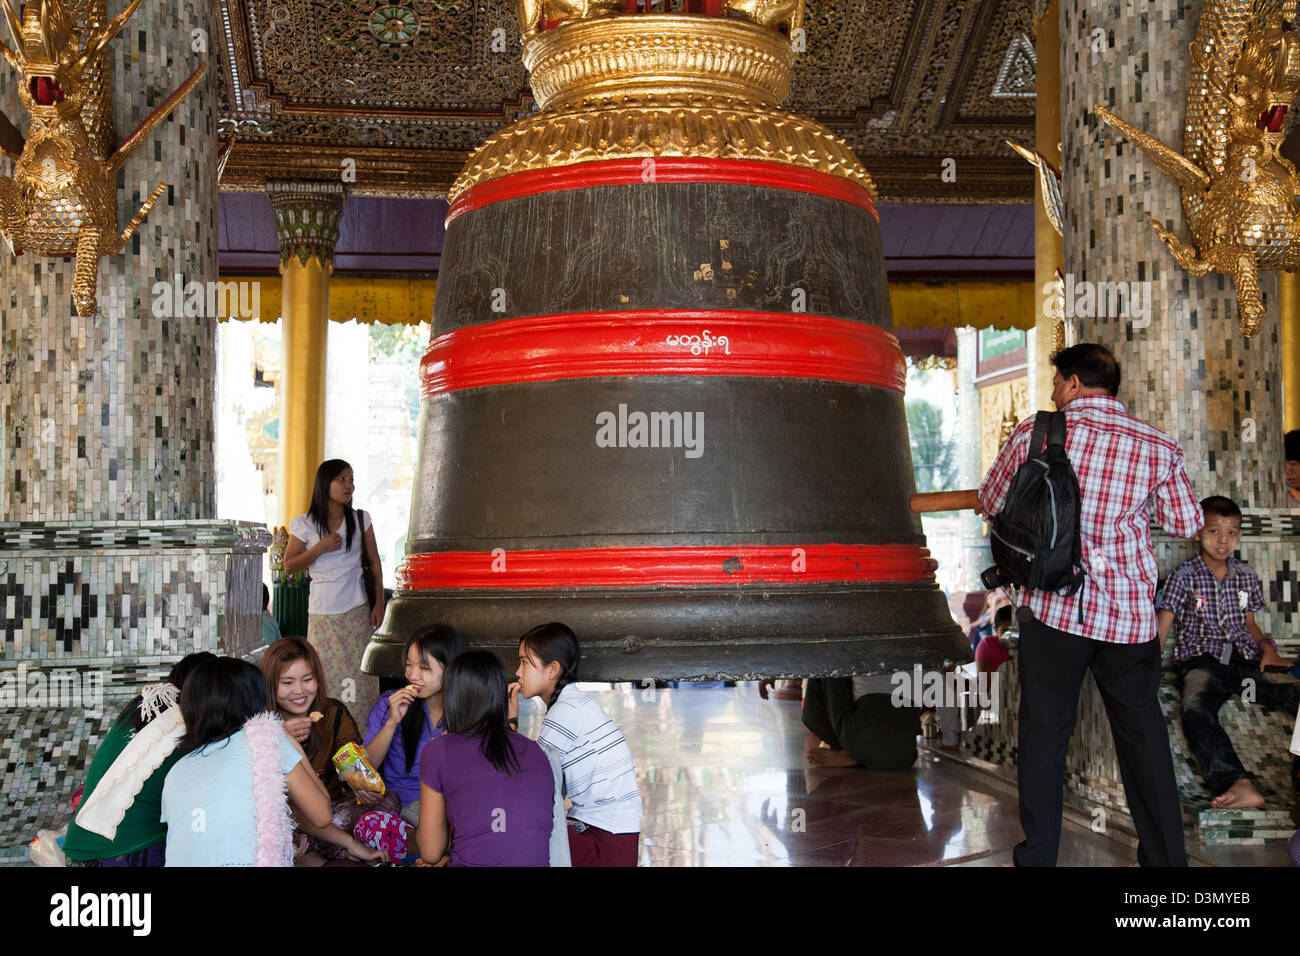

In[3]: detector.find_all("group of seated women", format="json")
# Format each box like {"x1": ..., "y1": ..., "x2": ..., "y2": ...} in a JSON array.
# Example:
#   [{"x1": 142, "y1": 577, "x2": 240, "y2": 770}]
[{"x1": 62, "y1": 623, "x2": 643, "y2": 867}]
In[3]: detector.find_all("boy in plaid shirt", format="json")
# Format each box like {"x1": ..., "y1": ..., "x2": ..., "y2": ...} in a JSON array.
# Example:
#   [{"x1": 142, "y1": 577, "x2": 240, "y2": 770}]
[{"x1": 1157, "y1": 495, "x2": 1299, "y2": 812}]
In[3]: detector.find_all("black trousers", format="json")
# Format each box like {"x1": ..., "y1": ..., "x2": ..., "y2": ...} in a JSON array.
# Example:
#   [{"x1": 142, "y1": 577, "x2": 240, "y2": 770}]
[
  {"x1": 1177, "y1": 654, "x2": 1300, "y2": 796},
  {"x1": 1016, "y1": 615, "x2": 1186, "y2": 867},
  {"x1": 802, "y1": 678, "x2": 921, "y2": 770}
]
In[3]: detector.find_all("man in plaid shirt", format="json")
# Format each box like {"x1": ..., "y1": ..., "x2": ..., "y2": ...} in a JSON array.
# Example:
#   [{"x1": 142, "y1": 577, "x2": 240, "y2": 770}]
[
  {"x1": 1156, "y1": 495, "x2": 1299, "y2": 813},
  {"x1": 978, "y1": 343, "x2": 1202, "y2": 867}
]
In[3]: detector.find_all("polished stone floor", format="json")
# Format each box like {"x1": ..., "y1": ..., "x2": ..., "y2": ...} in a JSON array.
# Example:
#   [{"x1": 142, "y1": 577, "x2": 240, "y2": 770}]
[{"x1": 515, "y1": 683, "x2": 1295, "y2": 867}]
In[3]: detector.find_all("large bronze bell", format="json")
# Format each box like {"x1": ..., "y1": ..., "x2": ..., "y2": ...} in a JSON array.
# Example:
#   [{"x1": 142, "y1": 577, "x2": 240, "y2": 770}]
[{"x1": 364, "y1": 10, "x2": 968, "y2": 681}]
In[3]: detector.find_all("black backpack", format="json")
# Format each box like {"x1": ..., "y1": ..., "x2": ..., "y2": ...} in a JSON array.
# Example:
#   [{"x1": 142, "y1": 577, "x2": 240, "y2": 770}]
[{"x1": 987, "y1": 411, "x2": 1086, "y2": 599}]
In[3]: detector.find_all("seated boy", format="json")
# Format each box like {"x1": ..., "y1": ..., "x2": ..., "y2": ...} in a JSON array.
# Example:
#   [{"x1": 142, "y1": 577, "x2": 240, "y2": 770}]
[{"x1": 1156, "y1": 495, "x2": 1300, "y2": 810}]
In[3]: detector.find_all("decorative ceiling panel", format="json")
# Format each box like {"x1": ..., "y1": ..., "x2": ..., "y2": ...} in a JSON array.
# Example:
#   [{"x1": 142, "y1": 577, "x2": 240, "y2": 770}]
[
  {"x1": 217, "y1": 0, "x2": 1036, "y2": 203},
  {"x1": 254, "y1": 0, "x2": 528, "y2": 108},
  {"x1": 953, "y1": 0, "x2": 1037, "y2": 119}
]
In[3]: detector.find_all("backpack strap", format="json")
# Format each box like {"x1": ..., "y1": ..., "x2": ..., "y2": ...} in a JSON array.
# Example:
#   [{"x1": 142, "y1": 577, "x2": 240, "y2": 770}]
[
  {"x1": 1028, "y1": 411, "x2": 1051, "y2": 455},
  {"x1": 1046, "y1": 408, "x2": 1084, "y2": 613},
  {"x1": 1045, "y1": 410, "x2": 1067, "y2": 449}
]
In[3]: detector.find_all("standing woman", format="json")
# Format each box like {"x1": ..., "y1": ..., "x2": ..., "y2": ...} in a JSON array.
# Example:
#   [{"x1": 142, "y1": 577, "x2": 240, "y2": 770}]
[{"x1": 284, "y1": 459, "x2": 383, "y2": 723}]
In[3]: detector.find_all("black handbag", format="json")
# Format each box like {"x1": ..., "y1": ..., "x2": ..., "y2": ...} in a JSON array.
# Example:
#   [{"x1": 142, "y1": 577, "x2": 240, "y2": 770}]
[{"x1": 357, "y1": 508, "x2": 378, "y2": 610}]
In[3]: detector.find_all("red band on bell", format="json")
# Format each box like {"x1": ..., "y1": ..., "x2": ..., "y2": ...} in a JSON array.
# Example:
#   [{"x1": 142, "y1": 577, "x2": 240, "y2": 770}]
[
  {"x1": 420, "y1": 310, "x2": 906, "y2": 394},
  {"x1": 397, "y1": 544, "x2": 937, "y2": 590},
  {"x1": 447, "y1": 158, "x2": 879, "y2": 226}
]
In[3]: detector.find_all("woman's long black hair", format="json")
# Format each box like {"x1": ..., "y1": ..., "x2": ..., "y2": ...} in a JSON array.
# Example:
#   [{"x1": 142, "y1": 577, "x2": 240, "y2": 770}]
[
  {"x1": 113, "y1": 652, "x2": 218, "y2": 733},
  {"x1": 399, "y1": 625, "x2": 466, "y2": 772},
  {"x1": 518, "y1": 622, "x2": 581, "y2": 708},
  {"x1": 176, "y1": 657, "x2": 270, "y2": 756},
  {"x1": 308, "y1": 458, "x2": 360, "y2": 552},
  {"x1": 442, "y1": 650, "x2": 520, "y2": 776}
]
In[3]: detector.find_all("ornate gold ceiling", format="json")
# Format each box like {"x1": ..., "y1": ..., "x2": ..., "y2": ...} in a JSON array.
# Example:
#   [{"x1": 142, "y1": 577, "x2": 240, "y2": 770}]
[{"x1": 216, "y1": 0, "x2": 1036, "y2": 203}]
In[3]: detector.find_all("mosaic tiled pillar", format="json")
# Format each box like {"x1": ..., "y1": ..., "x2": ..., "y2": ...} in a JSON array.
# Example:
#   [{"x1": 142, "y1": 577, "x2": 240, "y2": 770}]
[
  {"x1": 0, "y1": 10, "x2": 217, "y2": 520},
  {"x1": 1041, "y1": 0, "x2": 1296, "y2": 848},
  {"x1": 1061, "y1": 0, "x2": 1284, "y2": 507},
  {"x1": 0, "y1": 0, "x2": 268, "y2": 858},
  {"x1": 1033, "y1": 0, "x2": 1064, "y2": 411},
  {"x1": 267, "y1": 181, "x2": 347, "y2": 527},
  {"x1": 0, "y1": 522, "x2": 269, "y2": 860}
]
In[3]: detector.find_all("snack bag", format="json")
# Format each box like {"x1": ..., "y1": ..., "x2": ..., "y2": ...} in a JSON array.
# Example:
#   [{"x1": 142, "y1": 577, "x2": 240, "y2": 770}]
[
  {"x1": 332, "y1": 741, "x2": 385, "y2": 801},
  {"x1": 29, "y1": 826, "x2": 67, "y2": 867}
]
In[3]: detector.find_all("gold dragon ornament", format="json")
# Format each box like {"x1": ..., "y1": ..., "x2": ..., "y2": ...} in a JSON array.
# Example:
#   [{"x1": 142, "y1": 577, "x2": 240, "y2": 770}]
[
  {"x1": 1095, "y1": 0, "x2": 1300, "y2": 337},
  {"x1": 0, "y1": 0, "x2": 206, "y2": 317}
]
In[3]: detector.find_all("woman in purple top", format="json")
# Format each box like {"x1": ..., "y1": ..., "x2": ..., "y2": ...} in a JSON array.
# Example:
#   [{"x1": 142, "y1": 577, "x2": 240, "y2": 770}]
[
  {"x1": 417, "y1": 650, "x2": 556, "y2": 867},
  {"x1": 364, "y1": 626, "x2": 465, "y2": 824}
]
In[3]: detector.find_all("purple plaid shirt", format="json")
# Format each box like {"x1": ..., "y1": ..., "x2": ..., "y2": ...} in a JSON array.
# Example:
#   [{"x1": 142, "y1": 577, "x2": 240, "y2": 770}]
[{"x1": 1157, "y1": 554, "x2": 1265, "y2": 663}]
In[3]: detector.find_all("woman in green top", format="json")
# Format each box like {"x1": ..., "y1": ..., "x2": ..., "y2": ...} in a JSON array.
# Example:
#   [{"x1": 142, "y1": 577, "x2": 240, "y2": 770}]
[{"x1": 63, "y1": 653, "x2": 216, "y2": 866}]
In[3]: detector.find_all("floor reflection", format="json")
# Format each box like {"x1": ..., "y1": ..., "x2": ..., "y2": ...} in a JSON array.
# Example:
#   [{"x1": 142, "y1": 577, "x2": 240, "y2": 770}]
[{"x1": 517, "y1": 683, "x2": 1293, "y2": 866}]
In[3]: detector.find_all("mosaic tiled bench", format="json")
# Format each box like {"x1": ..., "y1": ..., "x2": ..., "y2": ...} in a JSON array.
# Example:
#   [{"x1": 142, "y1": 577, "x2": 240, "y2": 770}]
[
  {"x1": 1160, "y1": 637, "x2": 1298, "y2": 845},
  {"x1": 1, "y1": 706, "x2": 119, "y2": 864},
  {"x1": 1196, "y1": 808, "x2": 1298, "y2": 846},
  {"x1": 0, "y1": 520, "x2": 269, "y2": 860},
  {"x1": 961, "y1": 635, "x2": 1297, "y2": 847}
]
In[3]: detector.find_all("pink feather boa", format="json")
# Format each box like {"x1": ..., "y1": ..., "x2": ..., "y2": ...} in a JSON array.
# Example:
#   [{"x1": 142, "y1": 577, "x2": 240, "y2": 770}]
[{"x1": 243, "y1": 712, "x2": 295, "y2": 867}]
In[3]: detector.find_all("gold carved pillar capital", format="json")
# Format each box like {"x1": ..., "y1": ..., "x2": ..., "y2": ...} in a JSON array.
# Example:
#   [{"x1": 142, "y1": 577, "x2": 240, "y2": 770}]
[{"x1": 267, "y1": 180, "x2": 348, "y2": 269}]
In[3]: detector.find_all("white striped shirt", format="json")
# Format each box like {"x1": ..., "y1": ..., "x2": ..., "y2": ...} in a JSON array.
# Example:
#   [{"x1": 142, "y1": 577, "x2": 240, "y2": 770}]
[{"x1": 537, "y1": 684, "x2": 643, "y2": 834}]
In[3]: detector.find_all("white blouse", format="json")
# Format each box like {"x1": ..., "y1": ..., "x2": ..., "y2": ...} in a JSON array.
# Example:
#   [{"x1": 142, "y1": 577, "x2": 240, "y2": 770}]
[
  {"x1": 537, "y1": 684, "x2": 643, "y2": 835},
  {"x1": 288, "y1": 510, "x2": 373, "y2": 615}
]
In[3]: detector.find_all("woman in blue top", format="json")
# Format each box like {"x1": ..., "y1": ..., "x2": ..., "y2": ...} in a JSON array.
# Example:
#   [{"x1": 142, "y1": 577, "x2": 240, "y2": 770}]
[
  {"x1": 364, "y1": 626, "x2": 465, "y2": 825},
  {"x1": 64, "y1": 652, "x2": 216, "y2": 866},
  {"x1": 161, "y1": 658, "x2": 331, "y2": 867}
]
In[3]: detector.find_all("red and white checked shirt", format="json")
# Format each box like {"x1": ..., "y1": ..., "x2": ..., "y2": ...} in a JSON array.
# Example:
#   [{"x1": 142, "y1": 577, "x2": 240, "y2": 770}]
[{"x1": 978, "y1": 396, "x2": 1204, "y2": 645}]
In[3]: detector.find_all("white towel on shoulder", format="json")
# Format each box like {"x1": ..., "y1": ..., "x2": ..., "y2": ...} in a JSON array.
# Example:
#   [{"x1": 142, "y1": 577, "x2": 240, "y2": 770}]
[{"x1": 75, "y1": 706, "x2": 184, "y2": 840}]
